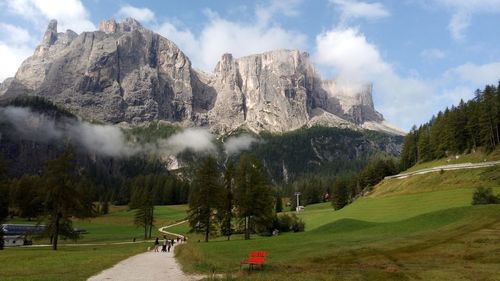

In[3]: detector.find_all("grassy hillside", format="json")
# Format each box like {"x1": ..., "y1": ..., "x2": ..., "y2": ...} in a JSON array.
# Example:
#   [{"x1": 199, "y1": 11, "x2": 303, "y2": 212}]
[
  {"x1": 405, "y1": 148, "x2": 500, "y2": 172},
  {"x1": 175, "y1": 161, "x2": 500, "y2": 280}
]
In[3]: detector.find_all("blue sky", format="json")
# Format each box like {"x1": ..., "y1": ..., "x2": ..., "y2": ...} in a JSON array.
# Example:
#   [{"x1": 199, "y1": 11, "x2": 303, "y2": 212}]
[{"x1": 1, "y1": 0, "x2": 500, "y2": 131}]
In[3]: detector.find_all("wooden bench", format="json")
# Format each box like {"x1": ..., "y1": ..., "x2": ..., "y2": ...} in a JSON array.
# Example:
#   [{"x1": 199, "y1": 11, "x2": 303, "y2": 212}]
[{"x1": 240, "y1": 251, "x2": 267, "y2": 270}]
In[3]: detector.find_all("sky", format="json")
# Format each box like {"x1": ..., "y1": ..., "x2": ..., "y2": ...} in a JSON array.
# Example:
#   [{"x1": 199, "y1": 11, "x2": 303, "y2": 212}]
[{"x1": 1, "y1": 0, "x2": 500, "y2": 131}]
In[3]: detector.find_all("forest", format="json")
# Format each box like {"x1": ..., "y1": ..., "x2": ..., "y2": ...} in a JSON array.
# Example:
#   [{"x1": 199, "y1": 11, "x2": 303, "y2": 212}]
[{"x1": 400, "y1": 82, "x2": 500, "y2": 170}]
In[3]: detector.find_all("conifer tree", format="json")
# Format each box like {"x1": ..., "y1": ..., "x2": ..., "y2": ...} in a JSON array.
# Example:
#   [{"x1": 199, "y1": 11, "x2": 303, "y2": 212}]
[
  {"x1": 233, "y1": 154, "x2": 274, "y2": 240},
  {"x1": 41, "y1": 150, "x2": 95, "y2": 250},
  {"x1": 188, "y1": 157, "x2": 223, "y2": 242}
]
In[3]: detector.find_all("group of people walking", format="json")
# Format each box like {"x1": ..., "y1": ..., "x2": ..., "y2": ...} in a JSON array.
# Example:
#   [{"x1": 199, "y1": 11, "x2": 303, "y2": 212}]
[{"x1": 153, "y1": 235, "x2": 186, "y2": 253}]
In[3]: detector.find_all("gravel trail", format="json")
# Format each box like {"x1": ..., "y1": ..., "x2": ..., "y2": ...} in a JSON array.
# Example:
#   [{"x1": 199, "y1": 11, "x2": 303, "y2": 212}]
[{"x1": 87, "y1": 221, "x2": 203, "y2": 281}]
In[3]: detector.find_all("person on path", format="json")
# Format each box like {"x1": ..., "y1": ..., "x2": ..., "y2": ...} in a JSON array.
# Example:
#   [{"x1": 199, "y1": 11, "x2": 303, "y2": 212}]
[
  {"x1": 161, "y1": 236, "x2": 167, "y2": 252},
  {"x1": 154, "y1": 237, "x2": 159, "y2": 252},
  {"x1": 167, "y1": 239, "x2": 172, "y2": 252}
]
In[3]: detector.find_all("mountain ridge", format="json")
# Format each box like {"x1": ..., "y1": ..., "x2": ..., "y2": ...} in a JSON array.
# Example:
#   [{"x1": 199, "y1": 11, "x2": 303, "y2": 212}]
[{"x1": 0, "y1": 18, "x2": 405, "y2": 136}]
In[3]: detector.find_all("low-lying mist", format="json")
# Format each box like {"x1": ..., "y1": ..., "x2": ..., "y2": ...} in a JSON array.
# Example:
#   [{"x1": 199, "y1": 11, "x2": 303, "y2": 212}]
[{"x1": 0, "y1": 106, "x2": 260, "y2": 158}]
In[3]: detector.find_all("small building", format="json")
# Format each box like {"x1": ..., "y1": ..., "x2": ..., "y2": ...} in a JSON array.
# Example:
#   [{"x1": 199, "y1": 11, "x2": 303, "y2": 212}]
[
  {"x1": 1, "y1": 224, "x2": 45, "y2": 247},
  {"x1": 3, "y1": 235, "x2": 25, "y2": 247}
]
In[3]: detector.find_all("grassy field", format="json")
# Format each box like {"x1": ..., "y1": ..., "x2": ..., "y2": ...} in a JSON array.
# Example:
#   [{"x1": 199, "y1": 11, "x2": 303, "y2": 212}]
[
  {"x1": 175, "y1": 164, "x2": 500, "y2": 280},
  {"x1": 0, "y1": 243, "x2": 147, "y2": 281},
  {"x1": 2, "y1": 204, "x2": 189, "y2": 281},
  {"x1": 6, "y1": 204, "x2": 189, "y2": 244}
]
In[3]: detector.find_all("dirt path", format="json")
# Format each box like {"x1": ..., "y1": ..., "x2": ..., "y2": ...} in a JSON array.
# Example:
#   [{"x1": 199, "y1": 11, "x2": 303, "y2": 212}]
[
  {"x1": 87, "y1": 221, "x2": 203, "y2": 281},
  {"x1": 384, "y1": 160, "x2": 500, "y2": 180}
]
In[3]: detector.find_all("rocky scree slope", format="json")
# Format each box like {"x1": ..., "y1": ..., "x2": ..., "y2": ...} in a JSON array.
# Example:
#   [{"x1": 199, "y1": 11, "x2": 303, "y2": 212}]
[{"x1": 0, "y1": 18, "x2": 404, "y2": 135}]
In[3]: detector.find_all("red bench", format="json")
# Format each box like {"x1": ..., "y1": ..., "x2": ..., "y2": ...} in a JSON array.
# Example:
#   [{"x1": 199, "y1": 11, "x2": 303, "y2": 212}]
[{"x1": 240, "y1": 251, "x2": 267, "y2": 270}]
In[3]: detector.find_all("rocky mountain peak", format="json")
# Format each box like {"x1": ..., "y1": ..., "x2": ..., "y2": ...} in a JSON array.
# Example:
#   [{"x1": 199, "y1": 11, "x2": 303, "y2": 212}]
[{"x1": 1, "y1": 18, "x2": 404, "y2": 135}]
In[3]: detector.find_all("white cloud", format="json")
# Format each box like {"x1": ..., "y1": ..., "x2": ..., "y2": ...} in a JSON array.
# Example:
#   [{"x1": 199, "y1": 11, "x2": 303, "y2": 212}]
[
  {"x1": 0, "y1": 0, "x2": 95, "y2": 82},
  {"x1": 330, "y1": 0, "x2": 390, "y2": 22},
  {"x1": 433, "y1": 0, "x2": 500, "y2": 40},
  {"x1": 224, "y1": 135, "x2": 259, "y2": 155},
  {"x1": 420, "y1": 48, "x2": 446, "y2": 60},
  {"x1": 155, "y1": 3, "x2": 307, "y2": 70},
  {"x1": 3, "y1": 0, "x2": 95, "y2": 33},
  {"x1": 0, "y1": 43, "x2": 33, "y2": 82},
  {"x1": 117, "y1": 5, "x2": 155, "y2": 23},
  {"x1": 314, "y1": 27, "x2": 390, "y2": 83},
  {"x1": 0, "y1": 23, "x2": 36, "y2": 82},
  {"x1": 159, "y1": 128, "x2": 216, "y2": 155},
  {"x1": 313, "y1": 26, "x2": 438, "y2": 129},
  {"x1": 446, "y1": 62, "x2": 500, "y2": 85}
]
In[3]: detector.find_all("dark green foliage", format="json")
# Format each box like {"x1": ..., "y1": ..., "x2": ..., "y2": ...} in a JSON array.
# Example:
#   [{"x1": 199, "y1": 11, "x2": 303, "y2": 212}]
[
  {"x1": 188, "y1": 157, "x2": 223, "y2": 242},
  {"x1": 331, "y1": 178, "x2": 351, "y2": 210},
  {"x1": 126, "y1": 121, "x2": 180, "y2": 143},
  {"x1": 6, "y1": 96, "x2": 75, "y2": 119},
  {"x1": 233, "y1": 154, "x2": 274, "y2": 240},
  {"x1": 358, "y1": 157, "x2": 399, "y2": 188},
  {"x1": 472, "y1": 187, "x2": 500, "y2": 205},
  {"x1": 269, "y1": 213, "x2": 305, "y2": 233},
  {"x1": 40, "y1": 149, "x2": 95, "y2": 250},
  {"x1": 220, "y1": 163, "x2": 235, "y2": 240},
  {"x1": 129, "y1": 176, "x2": 155, "y2": 239},
  {"x1": 9, "y1": 175, "x2": 44, "y2": 220},
  {"x1": 254, "y1": 126, "x2": 402, "y2": 183},
  {"x1": 275, "y1": 191, "x2": 283, "y2": 213},
  {"x1": 401, "y1": 82, "x2": 500, "y2": 168}
]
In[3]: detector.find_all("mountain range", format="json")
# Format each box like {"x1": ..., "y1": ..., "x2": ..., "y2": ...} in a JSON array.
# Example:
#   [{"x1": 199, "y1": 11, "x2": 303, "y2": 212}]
[{"x1": 0, "y1": 18, "x2": 404, "y2": 136}]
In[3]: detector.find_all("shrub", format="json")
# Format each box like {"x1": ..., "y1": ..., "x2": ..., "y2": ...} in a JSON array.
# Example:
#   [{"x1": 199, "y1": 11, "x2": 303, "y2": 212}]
[
  {"x1": 268, "y1": 213, "x2": 305, "y2": 233},
  {"x1": 472, "y1": 187, "x2": 500, "y2": 205}
]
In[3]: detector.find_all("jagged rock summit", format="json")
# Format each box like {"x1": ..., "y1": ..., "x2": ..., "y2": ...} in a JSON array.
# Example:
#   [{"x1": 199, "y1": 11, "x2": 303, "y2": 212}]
[{"x1": 1, "y1": 18, "x2": 405, "y2": 135}]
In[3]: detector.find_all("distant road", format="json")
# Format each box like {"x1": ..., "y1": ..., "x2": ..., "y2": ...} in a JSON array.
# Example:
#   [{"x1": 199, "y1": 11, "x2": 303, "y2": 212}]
[{"x1": 384, "y1": 160, "x2": 500, "y2": 180}]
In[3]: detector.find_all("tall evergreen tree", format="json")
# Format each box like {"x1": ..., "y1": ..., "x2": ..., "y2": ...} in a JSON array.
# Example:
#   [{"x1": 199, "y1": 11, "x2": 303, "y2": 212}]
[
  {"x1": 41, "y1": 150, "x2": 95, "y2": 250},
  {"x1": 129, "y1": 177, "x2": 155, "y2": 239},
  {"x1": 187, "y1": 157, "x2": 223, "y2": 242},
  {"x1": 220, "y1": 162, "x2": 235, "y2": 241},
  {"x1": 233, "y1": 154, "x2": 274, "y2": 240}
]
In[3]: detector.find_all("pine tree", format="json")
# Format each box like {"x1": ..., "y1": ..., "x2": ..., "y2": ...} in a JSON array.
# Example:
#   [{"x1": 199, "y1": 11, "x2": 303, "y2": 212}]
[
  {"x1": 331, "y1": 178, "x2": 350, "y2": 210},
  {"x1": 187, "y1": 157, "x2": 223, "y2": 242},
  {"x1": 220, "y1": 162, "x2": 235, "y2": 241},
  {"x1": 41, "y1": 150, "x2": 95, "y2": 250},
  {"x1": 233, "y1": 154, "x2": 274, "y2": 240}
]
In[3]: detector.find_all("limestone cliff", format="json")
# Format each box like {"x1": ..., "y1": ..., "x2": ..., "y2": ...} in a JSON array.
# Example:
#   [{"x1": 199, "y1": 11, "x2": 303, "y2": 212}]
[{"x1": 1, "y1": 18, "x2": 404, "y2": 135}]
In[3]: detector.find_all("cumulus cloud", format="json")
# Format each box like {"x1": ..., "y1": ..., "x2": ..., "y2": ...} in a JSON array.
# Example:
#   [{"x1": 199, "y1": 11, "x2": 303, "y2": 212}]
[
  {"x1": 155, "y1": 2, "x2": 307, "y2": 70},
  {"x1": 2, "y1": 0, "x2": 95, "y2": 33},
  {"x1": 224, "y1": 135, "x2": 259, "y2": 155},
  {"x1": 313, "y1": 26, "x2": 438, "y2": 129},
  {"x1": 0, "y1": 22, "x2": 38, "y2": 82},
  {"x1": 314, "y1": 27, "x2": 390, "y2": 83},
  {"x1": 330, "y1": 0, "x2": 390, "y2": 22},
  {"x1": 117, "y1": 5, "x2": 155, "y2": 23},
  {"x1": 0, "y1": 0, "x2": 96, "y2": 81}
]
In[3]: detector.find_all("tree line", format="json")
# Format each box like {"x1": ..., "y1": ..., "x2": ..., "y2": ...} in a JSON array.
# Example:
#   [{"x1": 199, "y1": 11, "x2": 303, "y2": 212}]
[
  {"x1": 282, "y1": 155, "x2": 399, "y2": 211},
  {"x1": 187, "y1": 154, "x2": 302, "y2": 242},
  {"x1": 401, "y1": 82, "x2": 500, "y2": 170}
]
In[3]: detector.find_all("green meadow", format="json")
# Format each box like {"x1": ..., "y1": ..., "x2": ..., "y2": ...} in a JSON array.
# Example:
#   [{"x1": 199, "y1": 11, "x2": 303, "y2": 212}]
[
  {"x1": 1, "y1": 205, "x2": 189, "y2": 281},
  {"x1": 175, "y1": 166, "x2": 500, "y2": 280},
  {"x1": 3, "y1": 165, "x2": 500, "y2": 280}
]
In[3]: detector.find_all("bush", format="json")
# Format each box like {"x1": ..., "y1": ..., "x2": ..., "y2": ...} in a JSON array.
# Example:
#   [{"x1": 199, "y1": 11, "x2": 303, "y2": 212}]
[
  {"x1": 472, "y1": 187, "x2": 500, "y2": 205},
  {"x1": 291, "y1": 218, "x2": 305, "y2": 232},
  {"x1": 269, "y1": 213, "x2": 305, "y2": 233}
]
